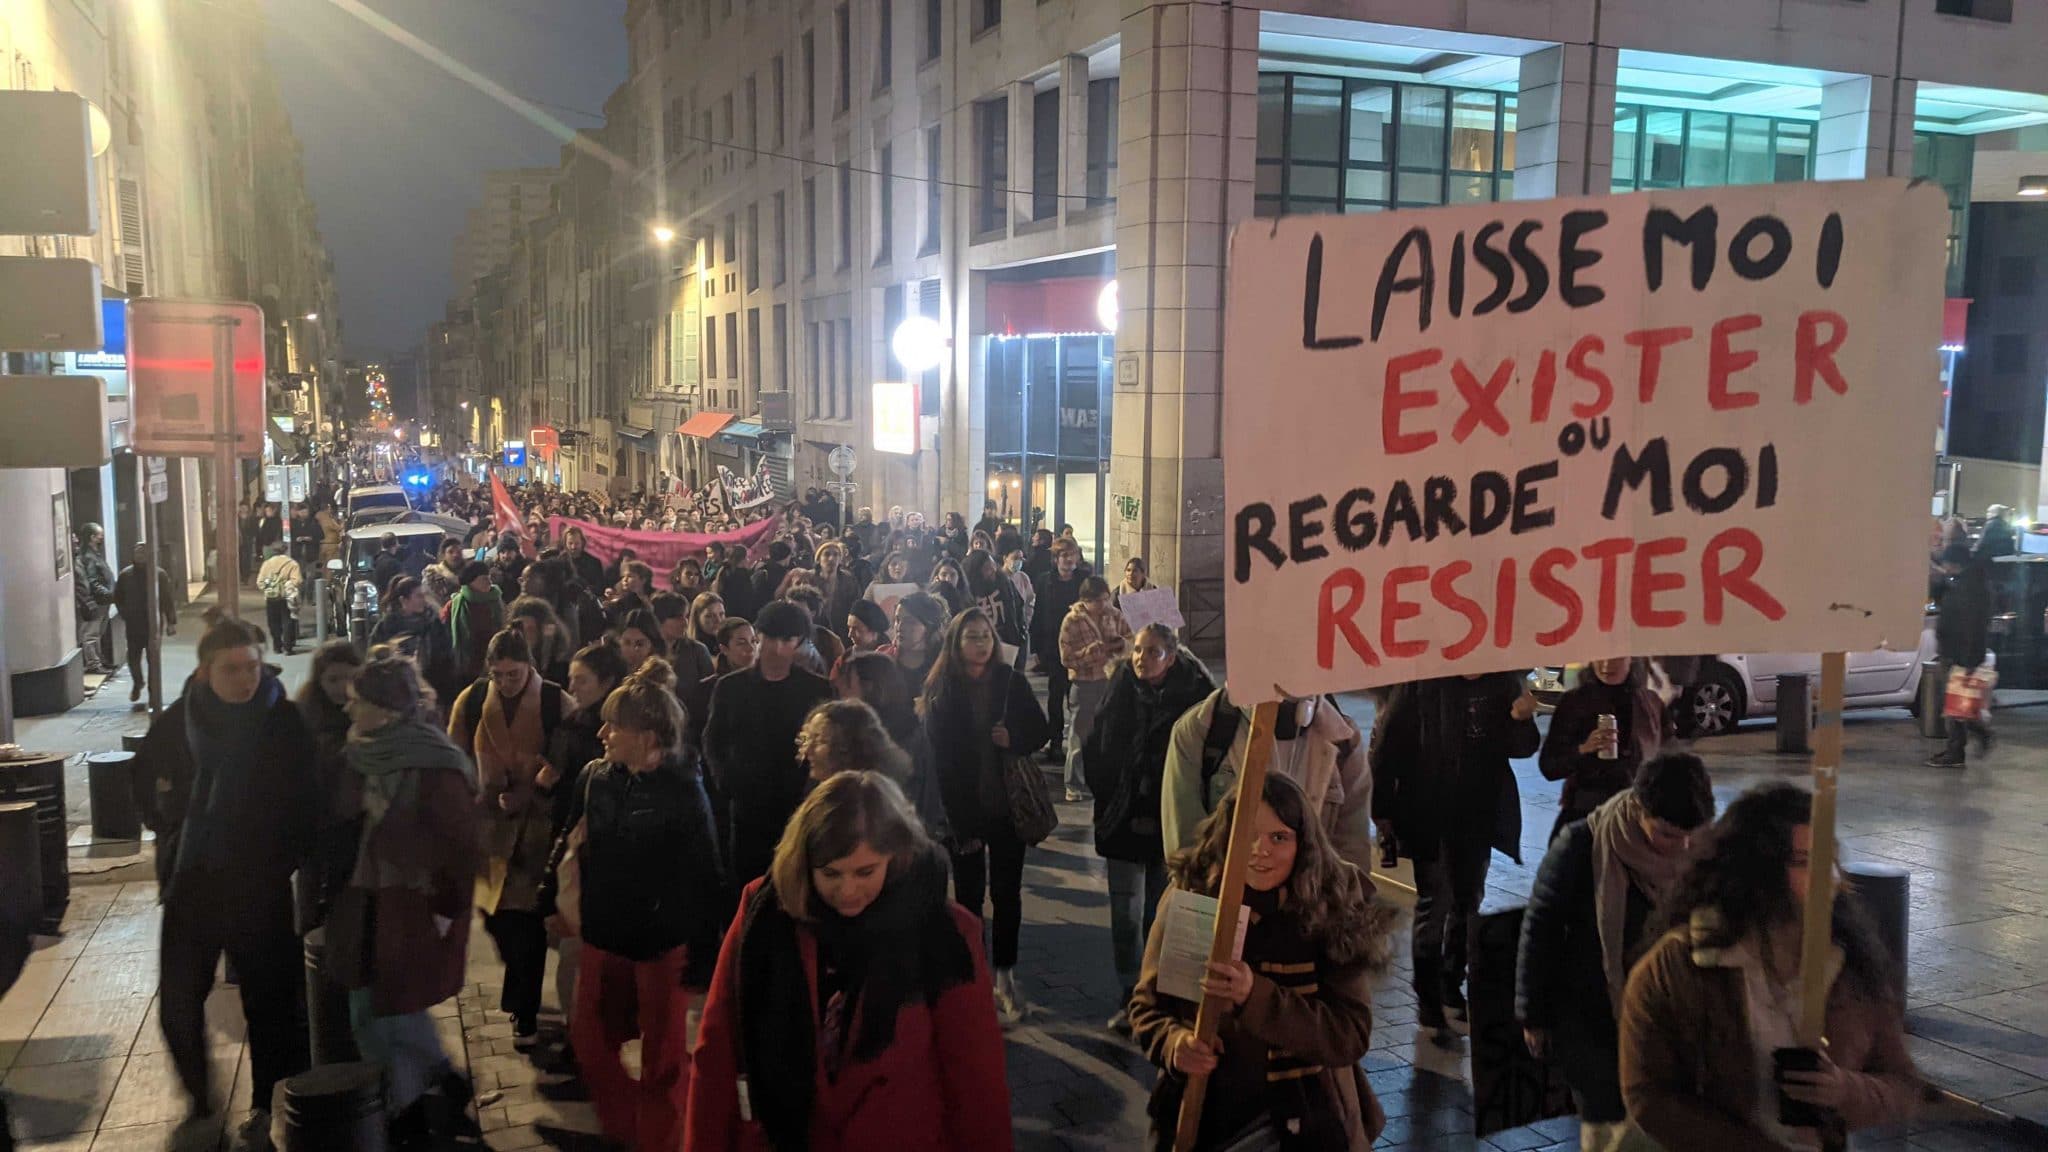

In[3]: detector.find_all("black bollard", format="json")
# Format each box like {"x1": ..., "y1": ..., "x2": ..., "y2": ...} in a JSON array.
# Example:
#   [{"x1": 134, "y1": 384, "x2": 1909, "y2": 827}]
[
  {"x1": 1916, "y1": 661, "x2": 1948, "y2": 740},
  {"x1": 0, "y1": 802, "x2": 42, "y2": 944},
  {"x1": 279, "y1": 1062, "x2": 386, "y2": 1152},
  {"x1": 87, "y1": 752, "x2": 142, "y2": 841},
  {"x1": 303, "y1": 927, "x2": 362, "y2": 1066},
  {"x1": 1844, "y1": 861, "x2": 1910, "y2": 1006}
]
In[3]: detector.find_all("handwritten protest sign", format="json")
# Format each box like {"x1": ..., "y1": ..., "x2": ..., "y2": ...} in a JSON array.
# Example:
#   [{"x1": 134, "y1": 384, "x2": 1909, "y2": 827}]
[
  {"x1": 1118, "y1": 586, "x2": 1186, "y2": 634},
  {"x1": 1222, "y1": 179, "x2": 1945, "y2": 702},
  {"x1": 546, "y1": 515, "x2": 779, "y2": 574}
]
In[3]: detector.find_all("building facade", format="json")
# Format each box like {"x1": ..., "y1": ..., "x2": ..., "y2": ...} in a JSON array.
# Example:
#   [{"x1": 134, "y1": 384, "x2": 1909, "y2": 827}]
[
  {"x1": 449, "y1": 0, "x2": 2048, "y2": 635},
  {"x1": 1, "y1": 0, "x2": 337, "y2": 713}
]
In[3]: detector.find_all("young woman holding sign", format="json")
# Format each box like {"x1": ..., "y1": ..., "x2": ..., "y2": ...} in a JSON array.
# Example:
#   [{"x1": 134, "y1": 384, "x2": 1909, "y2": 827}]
[{"x1": 1128, "y1": 773, "x2": 1395, "y2": 1152}]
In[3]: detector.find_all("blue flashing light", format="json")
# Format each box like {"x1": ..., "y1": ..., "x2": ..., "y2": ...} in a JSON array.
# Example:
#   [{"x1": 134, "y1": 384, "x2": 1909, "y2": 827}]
[{"x1": 404, "y1": 471, "x2": 432, "y2": 487}]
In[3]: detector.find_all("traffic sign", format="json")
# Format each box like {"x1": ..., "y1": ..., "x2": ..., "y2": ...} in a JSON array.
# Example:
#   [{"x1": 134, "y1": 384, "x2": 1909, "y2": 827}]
[
  {"x1": 127, "y1": 298, "x2": 267, "y2": 458},
  {"x1": 503, "y1": 440, "x2": 527, "y2": 468},
  {"x1": 828, "y1": 445, "x2": 856, "y2": 478},
  {"x1": 265, "y1": 463, "x2": 309, "y2": 503},
  {"x1": 146, "y1": 457, "x2": 167, "y2": 504}
]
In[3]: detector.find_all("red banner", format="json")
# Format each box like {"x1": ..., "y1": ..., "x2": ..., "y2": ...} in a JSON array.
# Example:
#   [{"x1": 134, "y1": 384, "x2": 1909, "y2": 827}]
[{"x1": 547, "y1": 515, "x2": 780, "y2": 574}]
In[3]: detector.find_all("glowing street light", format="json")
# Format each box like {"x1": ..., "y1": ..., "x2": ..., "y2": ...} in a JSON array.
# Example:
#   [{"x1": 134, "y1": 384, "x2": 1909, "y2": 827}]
[
  {"x1": 1097, "y1": 282, "x2": 1119, "y2": 333},
  {"x1": 892, "y1": 316, "x2": 945, "y2": 373},
  {"x1": 303, "y1": 312, "x2": 319, "y2": 321},
  {"x1": 652, "y1": 225, "x2": 677, "y2": 244}
]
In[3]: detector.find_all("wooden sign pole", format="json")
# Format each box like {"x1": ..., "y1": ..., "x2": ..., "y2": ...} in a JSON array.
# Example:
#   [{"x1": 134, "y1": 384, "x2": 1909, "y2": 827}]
[
  {"x1": 1174, "y1": 700, "x2": 1281, "y2": 1152},
  {"x1": 1797, "y1": 652, "x2": 1847, "y2": 1044}
]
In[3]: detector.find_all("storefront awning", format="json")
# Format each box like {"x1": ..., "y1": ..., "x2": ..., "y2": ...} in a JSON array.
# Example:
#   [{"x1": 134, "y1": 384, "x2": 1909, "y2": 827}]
[
  {"x1": 617, "y1": 424, "x2": 656, "y2": 446},
  {"x1": 721, "y1": 421, "x2": 765, "y2": 440},
  {"x1": 677, "y1": 411, "x2": 734, "y2": 439}
]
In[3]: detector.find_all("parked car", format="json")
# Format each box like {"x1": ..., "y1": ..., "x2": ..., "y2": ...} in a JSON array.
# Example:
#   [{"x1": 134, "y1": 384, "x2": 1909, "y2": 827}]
[
  {"x1": 1532, "y1": 619, "x2": 1938, "y2": 738},
  {"x1": 330, "y1": 522, "x2": 450, "y2": 644}
]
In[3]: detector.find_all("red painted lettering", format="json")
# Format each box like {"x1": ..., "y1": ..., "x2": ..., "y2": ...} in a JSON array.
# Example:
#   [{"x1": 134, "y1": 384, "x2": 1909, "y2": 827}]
[
  {"x1": 1380, "y1": 565, "x2": 1430, "y2": 659},
  {"x1": 1316, "y1": 569, "x2": 1378, "y2": 669},
  {"x1": 1581, "y1": 537, "x2": 1636, "y2": 633},
  {"x1": 1532, "y1": 548, "x2": 1582, "y2": 647},
  {"x1": 1566, "y1": 335, "x2": 1612, "y2": 419},
  {"x1": 1493, "y1": 556, "x2": 1518, "y2": 649},
  {"x1": 1707, "y1": 314, "x2": 1763, "y2": 411},
  {"x1": 1451, "y1": 357, "x2": 1513, "y2": 443},
  {"x1": 1631, "y1": 536, "x2": 1689, "y2": 628},
  {"x1": 1794, "y1": 310, "x2": 1849, "y2": 404},
  {"x1": 1624, "y1": 326, "x2": 1695, "y2": 404},
  {"x1": 1383, "y1": 349, "x2": 1443, "y2": 455},
  {"x1": 1528, "y1": 351, "x2": 1558, "y2": 425},
  {"x1": 1432, "y1": 561, "x2": 1486, "y2": 661},
  {"x1": 1702, "y1": 527, "x2": 1786, "y2": 624}
]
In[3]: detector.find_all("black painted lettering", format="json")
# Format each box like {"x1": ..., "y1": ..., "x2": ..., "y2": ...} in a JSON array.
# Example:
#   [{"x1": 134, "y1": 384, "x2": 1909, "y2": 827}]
[
  {"x1": 1603, "y1": 438, "x2": 1674, "y2": 519},
  {"x1": 1333, "y1": 487, "x2": 1377, "y2": 551},
  {"x1": 1472, "y1": 222, "x2": 1513, "y2": 316},
  {"x1": 1303, "y1": 234, "x2": 1364, "y2": 350},
  {"x1": 1512, "y1": 461, "x2": 1559, "y2": 534},
  {"x1": 1757, "y1": 444, "x2": 1778, "y2": 508},
  {"x1": 1817, "y1": 213, "x2": 1843, "y2": 289},
  {"x1": 1448, "y1": 232, "x2": 1467, "y2": 318},
  {"x1": 1505, "y1": 221, "x2": 1551, "y2": 314},
  {"x1": 1379, "y1": 481, "x2": 1423, "y2": 548},
  {"x1": 1729, "y1": 216, "x2": 1792, "y2": 281},
  {"x1": 1470, "y1": 471, "x2": 1511, "y2": 536},
  {"x1": 1558, "y1": 209, "x2": 1609, "y2": 307},
  {"x1": 1234, "y1": 503, "x2": 1284, "y2": 582},
  {"x1": 1644, "y1": 206, "x2": 1718, "y2": 292},
  {"x1": 1423, "y1": 476, "x2": 1467, "y2": 541},
  {"x1": 1371, "y1": 229, "x2": 1435, "y2": 342},
  {"x1": 1683, "y1": 447, "x2": 1749, "y2": 514},
  {"x1": 1288, "y1": 495, "x2": 1330, "y2": 563}
]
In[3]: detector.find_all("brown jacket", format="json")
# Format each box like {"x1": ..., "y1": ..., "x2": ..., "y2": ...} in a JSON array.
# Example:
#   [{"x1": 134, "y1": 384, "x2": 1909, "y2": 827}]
[
  {"x1": 1127, "y1": 886, "x2": 1384, "y2": 1151},
  {"x1": 1058, "y1": 602, "x2": 1132, "y2": 682},
  {"x1": 1619, "y1": 917, "x2": 1919, "y2": 1152}
]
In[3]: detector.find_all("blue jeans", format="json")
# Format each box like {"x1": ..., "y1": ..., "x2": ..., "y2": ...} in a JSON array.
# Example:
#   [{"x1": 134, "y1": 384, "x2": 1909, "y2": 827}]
[{"x1": 1106, "y1": 857, "x2": 1169, "y2": 992}]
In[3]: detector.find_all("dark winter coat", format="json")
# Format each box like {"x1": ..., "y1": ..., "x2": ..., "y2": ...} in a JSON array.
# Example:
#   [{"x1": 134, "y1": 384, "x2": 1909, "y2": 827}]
[
  {"x1": 922, "y1": 663, "x2": 1050, "y2": 842},
  {"x1": 1538, "y1": 674, "x2": 1671, "y2": 827},
  {"x1": 75, "y1": 548, "x2": 114, "y2": 622},
  {"x1": 370, "y1": 607, "x2": 460, "y2": 708},
  {"x1": 541, "y1": 755, "x2": 729, "y2": 981},
  {"x1": 1936, "y1": 559, "x2": 1992, "y2": 669},
  {"x1": 1368, "y1": 672, "x2": 1541, "y2": 863},
  {"x1": 703, "y1": 666, "x2": 835, "y2": 882},
  {"x1": 1514, "y1": 819, "x2": 1653, "y2": 1122},
  {"x1": 1082, "y1": 659, "x2": 1215, "y2": 862},
  {"x1": 1030, "y1": 570, "x2": 1086, "y2": 656},
  {"x1": 113, "y1": 563, "x2": 177, "y2": 631},
  {"x1": 139, "y1": 674, "x2": 318, "y2": 898}
]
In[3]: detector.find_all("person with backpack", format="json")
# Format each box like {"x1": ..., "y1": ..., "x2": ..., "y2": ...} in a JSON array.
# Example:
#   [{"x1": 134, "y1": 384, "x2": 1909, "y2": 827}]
[
  {"x1": 370, "y1": 576, "x2": 459, "y2": 709},
  {"x1": 1161, "y1": 691, "x2": 1376, "y2": 870},
  {"x1": 448, "y1": 628, "x2": 568, "y2": 1043}
]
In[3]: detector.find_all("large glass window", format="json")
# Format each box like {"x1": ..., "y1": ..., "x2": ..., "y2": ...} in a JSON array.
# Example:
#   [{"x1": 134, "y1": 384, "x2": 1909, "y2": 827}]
[
  {"x1": 984, "y1": 333, "x2": 1113, "y2": 568},
  {"x1": 1613, "y1": 104, "x2": 1817, "y2": 193},
  {"x1": 1914, "y1": 131, "x2": 1975, "y2": 296},
  {"x1": 1255, "y1": 73, "x2": 1512, "y2": 218}
]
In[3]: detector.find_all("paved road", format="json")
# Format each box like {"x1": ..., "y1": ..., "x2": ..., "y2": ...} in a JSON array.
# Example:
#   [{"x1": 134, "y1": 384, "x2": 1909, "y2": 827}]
[{"x1": 5, "y1": 610, "x2": 2048, "y2": 1149}]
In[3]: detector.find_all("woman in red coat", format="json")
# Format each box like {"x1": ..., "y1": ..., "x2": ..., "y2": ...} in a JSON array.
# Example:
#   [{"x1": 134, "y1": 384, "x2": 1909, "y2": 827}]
[{"x1": 685, "y1": 771, "x2": 1013, "y2": 1152}]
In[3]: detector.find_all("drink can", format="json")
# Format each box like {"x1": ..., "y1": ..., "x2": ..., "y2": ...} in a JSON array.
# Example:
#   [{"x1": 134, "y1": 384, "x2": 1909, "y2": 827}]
[{"x1": 1597, "y1": 713, "x2": 1619, "y2": 760}]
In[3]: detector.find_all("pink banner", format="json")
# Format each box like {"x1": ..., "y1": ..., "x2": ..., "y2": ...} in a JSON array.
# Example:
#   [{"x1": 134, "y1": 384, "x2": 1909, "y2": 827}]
[{"x1": 547, "y1": 515, "x2": 780, "y2": 574}]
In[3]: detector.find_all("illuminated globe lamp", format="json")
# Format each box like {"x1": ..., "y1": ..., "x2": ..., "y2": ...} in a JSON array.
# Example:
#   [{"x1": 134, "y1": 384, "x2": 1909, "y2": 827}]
[
  {"x1": 1097, "y1": 281, "x2": 1119, "y2": 334},
  {"x1": 892, "y1": 315, "x2": 946, "y2": 374}
]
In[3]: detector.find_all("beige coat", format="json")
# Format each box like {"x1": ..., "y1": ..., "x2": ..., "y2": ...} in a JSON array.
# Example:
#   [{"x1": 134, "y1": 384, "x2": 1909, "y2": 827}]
[{"x1": 1058, "y1": 601, "x2": 1132, "y2": 682}]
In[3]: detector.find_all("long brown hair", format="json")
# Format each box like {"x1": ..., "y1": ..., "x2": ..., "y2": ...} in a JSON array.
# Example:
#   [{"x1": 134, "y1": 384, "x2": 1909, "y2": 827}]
[
  {"x1": 1170, "y1": 773, "x2": 1392, "y2": 969},
  {"x1": 921, "y1": 606, "x2": 995, "y2": 701},
  {"x1": 768, "y1": 771, "x2": 931, "y2": 921}
]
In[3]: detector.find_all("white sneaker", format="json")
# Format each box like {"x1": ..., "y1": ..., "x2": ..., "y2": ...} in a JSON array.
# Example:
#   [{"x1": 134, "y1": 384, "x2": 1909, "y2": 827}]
[{"x1": 230, "y1": 1108, "x2": 272, "y2": 1152}]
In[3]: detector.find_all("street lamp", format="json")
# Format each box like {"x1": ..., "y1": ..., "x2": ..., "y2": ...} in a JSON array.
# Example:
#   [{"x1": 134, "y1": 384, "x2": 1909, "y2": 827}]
[
  {"x1": 652, "y1": 225, "x2": 677, "y2": 245},
  {"x1": 303, "y1": 312, "x2": 319, "y2": 321},
  {"x1": 1097, "y1": 282, "x2": 1119, "y2": 333},
  {"x1": 460, "y1": 401, "x2": 470, "y2": 410},
  {"x1": 892, "y1": 316, "x2": 946, "y2": 373}
]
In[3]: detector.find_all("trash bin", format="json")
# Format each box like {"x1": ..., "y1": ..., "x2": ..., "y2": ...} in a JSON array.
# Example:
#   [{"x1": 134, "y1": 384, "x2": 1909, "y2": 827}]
[
  {"x1": 0, "y1": 753, "x2": 69, "y2": 931},
  {"x1": 87, "y1": 752, "x2": 142, "y2": 841},
  {"x1": 303, "y1": 927, "x2": 362, "y2": 1067},
  {"x1": 278, "y1": 1062, "x2": 386, "y2": 1152},
  {"x1": 1776, "y1": 673, "x2": 1812, "y2": 754},
  {"x1": 1917, "y1": 661, "x2": 1948, "y2": 740},
  {"x1": 0, "y1": 801, "x2": 42, "y2": 940},
  {"x1": 1844, "y1": 861, "x2": 1910, "y2": 1005}
]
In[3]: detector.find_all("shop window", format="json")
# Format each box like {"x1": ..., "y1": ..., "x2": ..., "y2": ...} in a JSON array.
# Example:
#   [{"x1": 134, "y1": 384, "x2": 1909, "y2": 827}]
[
  {"x1": 1728, "y1": 116, "x2": 1773, "y2": 185},
  {"x1": 1255, "y1": 73, "x2": 1514, "y2": 217},
  {"x1": 1685, "y1": 112, "x2": 1729, "y2": 187}
]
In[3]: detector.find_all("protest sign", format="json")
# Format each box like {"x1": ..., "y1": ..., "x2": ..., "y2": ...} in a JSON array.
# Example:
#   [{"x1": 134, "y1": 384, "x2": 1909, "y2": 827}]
[
  {"x1": 864, "y1": 581, "x2": 920, "y2": 621},
  {"x1": 1118, "y1": 586, "x2": 1185, "y2": 634},
  {"x1": 1221, "y1": 179, "x2": 1946, "y2": 703}
]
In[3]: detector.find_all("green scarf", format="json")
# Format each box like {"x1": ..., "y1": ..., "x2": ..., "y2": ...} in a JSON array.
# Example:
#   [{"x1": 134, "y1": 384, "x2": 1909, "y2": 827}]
[{"x1": 449, "y1": 584, "x2": 503, "y2": 656}]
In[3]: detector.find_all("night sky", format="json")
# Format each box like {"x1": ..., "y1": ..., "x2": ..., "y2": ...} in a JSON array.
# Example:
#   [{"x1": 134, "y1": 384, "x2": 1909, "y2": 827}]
[{"x1": 265, "y1": 0, "x2": 627, "y2": 358}]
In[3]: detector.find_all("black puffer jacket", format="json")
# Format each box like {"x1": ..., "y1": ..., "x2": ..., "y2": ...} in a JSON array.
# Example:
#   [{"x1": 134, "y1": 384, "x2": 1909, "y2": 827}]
[
  {"x1": 1082, "y1": 658, "x2": 1215, "y2": 862},
  {"x1": 1936, "y1": 558, "x2": 1992, "y2": 669},
  {"x1": 541, "y1": 753, "x2": 730, "y2": 982},
  {"x1": 1369, "y1": 672, "x2": 1540, "y2": 862}
]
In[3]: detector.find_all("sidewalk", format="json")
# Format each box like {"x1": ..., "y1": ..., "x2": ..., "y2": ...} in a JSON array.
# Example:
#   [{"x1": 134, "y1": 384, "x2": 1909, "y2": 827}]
[{"x1": 6, "y1": 620, "x2": 2048, "y2": 1148}]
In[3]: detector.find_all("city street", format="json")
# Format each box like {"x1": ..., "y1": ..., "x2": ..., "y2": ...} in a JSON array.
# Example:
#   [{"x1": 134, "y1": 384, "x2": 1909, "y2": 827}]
[{"x1": 3, "y1": 612, "x2": 2046, "y2": 1150}]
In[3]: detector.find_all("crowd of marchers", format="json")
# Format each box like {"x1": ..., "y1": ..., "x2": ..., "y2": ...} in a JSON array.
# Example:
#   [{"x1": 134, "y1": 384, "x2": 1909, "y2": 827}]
[{"x1": 106, "y1": 472, "x2": 1979, "y2": 1152}]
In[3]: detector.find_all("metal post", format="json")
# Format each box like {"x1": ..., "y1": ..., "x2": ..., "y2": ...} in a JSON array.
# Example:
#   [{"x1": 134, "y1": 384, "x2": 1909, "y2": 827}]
[
  {"x1": 213, "y1": 319, "x2": 240, "y2": 617},
  {"x1": 144, "y1": 470, "x2": 163, "y2": 716}
]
